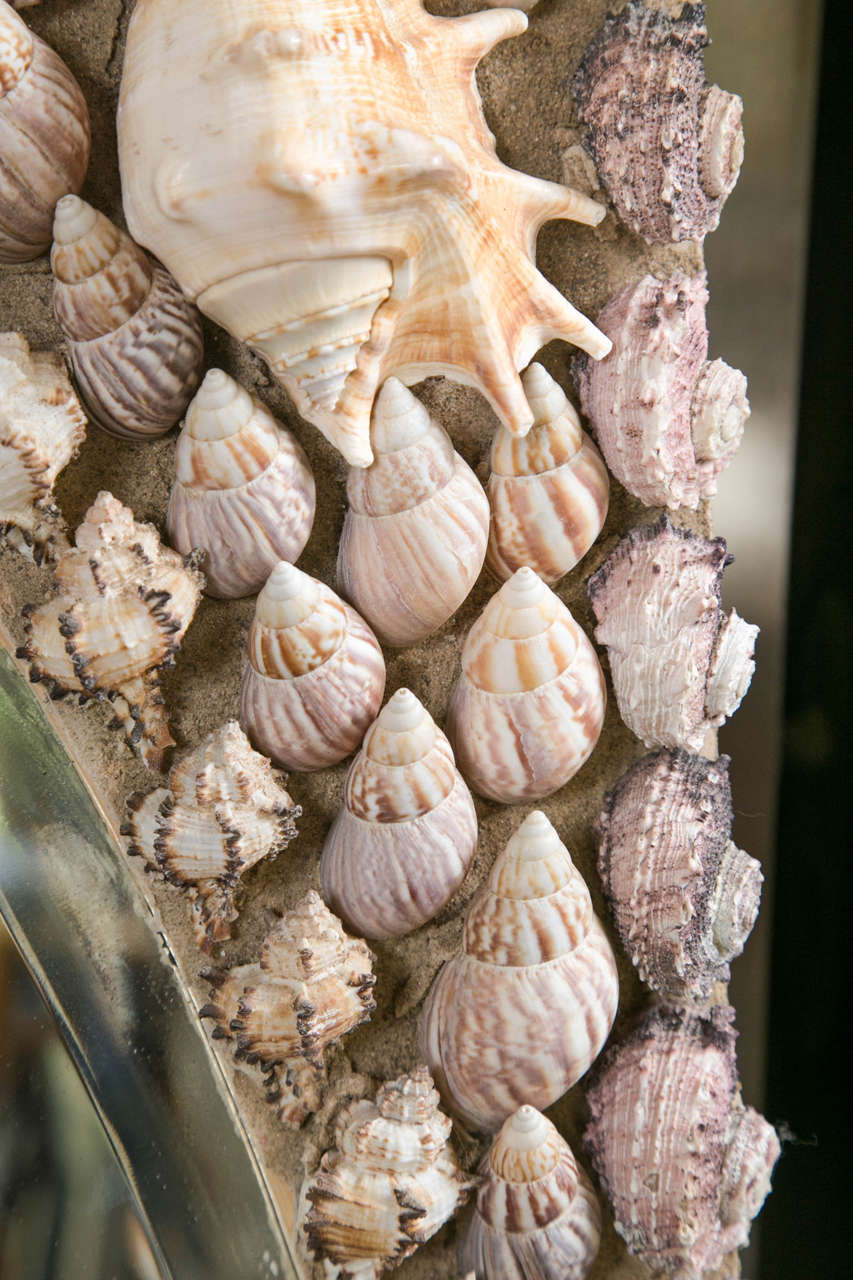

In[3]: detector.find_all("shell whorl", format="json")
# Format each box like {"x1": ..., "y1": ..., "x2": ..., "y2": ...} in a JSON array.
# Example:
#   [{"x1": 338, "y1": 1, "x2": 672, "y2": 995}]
[{"x1": 346, "y1": 688, "x2": 455, "y2": 820}]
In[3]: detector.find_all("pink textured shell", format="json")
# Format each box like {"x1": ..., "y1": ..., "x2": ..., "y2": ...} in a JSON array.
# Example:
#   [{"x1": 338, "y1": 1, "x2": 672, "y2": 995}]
[
  {"x1": 585, "y1": 1005, "x2": 780, "y2": 1277},
  {"x1": 575, "y1": 273, "x2": 749, "y2": 509}
]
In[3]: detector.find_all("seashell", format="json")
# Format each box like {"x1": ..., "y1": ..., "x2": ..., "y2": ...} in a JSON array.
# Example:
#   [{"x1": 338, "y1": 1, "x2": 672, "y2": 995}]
[
  {"x1": 0, "y1": 331, "x2": 86, "y2": 561},
  {"x1": 122, "y1": 720, "x2": 300, "y2": 952},
  {"x1": 17, "y1": 490, "x2": 204, "y2": 769},
  {"x1": 201, "y1": 891, "x2": 376, "y2": 1127},
  {"x1": 51, "y1": 195, "x2": 204, "y2": 440},
  {"x1": 446, "y1": 567, "x2": 605, "y2": 802},
  {"x1": 337, "y1": 379, "x2": 489, "y2": 646},
  {"x1": 459, "y1": 1105, "x2": 601, "y2": 1280},
  {"x1": 320, "y1": 688, "x2": 477, "y2": 940},
  {"x1": 575, "y1": 273, "x2": 749, "y2": 510},
  {"x1": 302, "y1": 1065, "x2": 477, "y2": 1277},
  {"x1": 572, "y1": 1, "x2": 744, "y2": 244},
  {"x1": 239, "y1": 560, "x2": 385, "y2": 771},
  {"x1": 420, "y1": 810, "x2": 619, "y2": 1132},
  {"x1": 167, "y1": 368, "x2": 315, "y2": 598},
  {"x1": 117, "y1": 0, "x2": 613, "y2": 468},
  {"x1": 585, "y1": 1005, "x2": 780, "y2": 1277},
  {"x1": 486, "y1": 362, "x2": 608, "y2": 584},
  {"x1": 598, "y1": 748, "x2": 762, "y2": 1004},
  {"x1": 587, "y1": 515, "x2": 758, "y2": 751},
  {"x1": 0, "y1": 1, "x2": 90, "y2": 263}
]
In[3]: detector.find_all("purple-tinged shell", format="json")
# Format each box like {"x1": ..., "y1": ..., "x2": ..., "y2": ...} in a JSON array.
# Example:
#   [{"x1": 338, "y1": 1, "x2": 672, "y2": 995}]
[
  {"x1": 598, "y1": 749, "x2": 762, "y2": 1004},
  {"x1": 585, "y1": 1005, "x2": 780, "y2": 1278},
  {"x1": 572, "y1": 1, "x2": 744, "y2": 244},
  {"x1": 575, "y1": 273, "x2": 749, "y2": 509},
  {"x1": 587, "y1": 516, "x2": 758, "y2": 751}
]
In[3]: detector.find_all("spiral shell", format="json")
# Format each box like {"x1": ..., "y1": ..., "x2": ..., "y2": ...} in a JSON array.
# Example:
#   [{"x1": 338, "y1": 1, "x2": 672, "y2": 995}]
[
  {"x1": 320, "y1": 688, "x2": 477, "y2": 940},
  {"x1": 201, "y1": 891, "x2": 375, "y2": 1127},
  {"x1": 51, "y1": 195, "x2": 204, "y2": 439},
  {"x1": 239, "y1": 560, "x2": 385, "y2": 771},
  {"x1": 17, "y1": 491, "x2": 203, "y2": 769},
  {"x1": 303, "y1": 1065, "x2": 477, "y2": 1277},
  {"x1": 122, "y1": 720, "x2": 299, "y2": 952},
  {"x1": 572, "y1": 1, "x2": 744, "y2": 244},
  {"x1": 585, "y1": 1005, "x2": 780, "y2": 1277},
  {"x1": 337, "y1": 378, "x2": 489, "y2": 647},
  {"x1": 486, "y1": 363, "x2": 608, "y2": 584},
  {"x1": 446, "y1": 567, "x2": 605, "y2": 802},
  {"x1": 575, "y1": 273, "x2": 749, "y2": 510},
  {"x1": 0, "y1": 1, "x2": 90, "y2": 263},
  {"x1": 459, "y1": 1105, "x2": 601, "y2": 1280},
  {"x1": 167, "y1": 369, "x2": 315, "y2": 598},
  {"x1": 420, "y1": 811, "x2": 619, "y2": 1132},
  {"x1": 0, "y1": 331, "x2": 86, "y2": 560},
  {"x1": 587, "y1": 516, "x2": 758, "y2": 751}
]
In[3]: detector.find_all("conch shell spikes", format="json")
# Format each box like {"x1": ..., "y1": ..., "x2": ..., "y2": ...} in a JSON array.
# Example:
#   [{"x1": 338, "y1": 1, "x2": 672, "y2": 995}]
[{"x1": 117, "y1": 0, "x2": 611, "y2": 467}]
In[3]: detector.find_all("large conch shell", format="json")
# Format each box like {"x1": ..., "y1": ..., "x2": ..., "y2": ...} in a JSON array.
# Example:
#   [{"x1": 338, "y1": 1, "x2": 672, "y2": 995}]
[
  {"x1": 17, "y1": 491, "x2": 203, "y2": 769},
  {"x1": 320, "y1": 688, "x2": 478, "y2": 939},
  {"x1": 337, "y1": 379, "x2": 489, "y2": 646},
  {"x1": 447, "y1": 567, "x2": 605, "y2": 802},
  {"x1": 585, "y1": 1005, "x2": 780, "y2": 1277},
  {"x1": 420, "y1": 811, "x2": 619, "y2": 1132},
  {"x1": 239, "y1": 561, "x2": 385, "y2": 770},
  {"x1": 302, "y1": 1065, "x2": 477, "y2": 1277},
  {"x1": 122, "y1": 721, "x2": 300, "y2": 952},
  {"x1": 167, "y1": 369, "x2": 316, "y2": 598},
  {"x1": 459, "y1": 1105, "x2": 601, "y2": 1280},
  {"x1": 201, "y1": 891, "x2": 376, "y2": 1127},
  {"x1": 117, "y1": 0, "x2": 612, "y2": 467}
]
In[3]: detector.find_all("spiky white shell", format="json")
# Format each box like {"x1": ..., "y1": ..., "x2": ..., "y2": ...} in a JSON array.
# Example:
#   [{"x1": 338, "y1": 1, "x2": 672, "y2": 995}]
[
  {"x1": 446, "y1": 567, "x2": 605, "y2": 802},
  {"x1": 420, "y1": 811, "x2": 619, "y2": 1132},
  {"x1": 337, "y1": 379, "x2": 489, "y2": 646},
  {"x1": 320, "y1": 688, "x2": 477, "y2": 939}
]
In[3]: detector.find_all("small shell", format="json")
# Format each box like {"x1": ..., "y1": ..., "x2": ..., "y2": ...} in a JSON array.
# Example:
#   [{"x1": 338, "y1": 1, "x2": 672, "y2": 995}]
[
  {"x1": 167, "y1": 368, "x2": 315, "y2": 598},
  {"x1": 320, "y1": 687, "x2": 478, "y2": 939},
  {"x1": 486, "y1": 363, "x2": 609, "y2": 583},
  {"x1": 201, "y1": 891, "x2": 375, "y2": 1127},
  {"x1": 420, "y1": 811, "x2": 619, "y2": 1132},
  {"x1": 0, "y1": 2, "x2": 90, "y2": 262},
  {"x1": 17, "y1": 490, "x2": 204, "y2": 769},
  {"x1": 0, "y1": 331, "x2": 86, "y2": 560},
  {"x1": 599, "y1": 749, "x2": 762, "y2": 1004},
  {"x1": 459, "y1": 1105, "x2": 601, "y2": 1280},
  {"x1": 587, "y1": 516, "x2": 758, "y2": 751},
  {"x1": 572, "y1": 1, "x2": 744, "y2": 243},
  {"x1": 51, "y1": 195, "x2": 204, "y2": 439},
  {"x1": 446, "y1": 567, "x2": 605, "y2": 802},
  {"x1": 302, "y1": 1065, "x2": 477, "y2": 1277},
  {"x1": 122, "y1": 720, "x2": 299, "y2": 951},
  {"x1": 575, "y1": 273, "x2": 749, "y2": 510},
  {"x1": 239, "y1": 560, "x2": 386, "y2": 771},
  {"x1": 338, "y1": 378, "x2": 489, "y2": 647},
  {"x1": 585, "y1": 1005, "x2": 780, "y2": 1277}
]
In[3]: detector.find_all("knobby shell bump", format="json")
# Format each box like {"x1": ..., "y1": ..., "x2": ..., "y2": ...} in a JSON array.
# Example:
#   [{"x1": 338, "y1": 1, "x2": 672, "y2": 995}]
[
  {"x1": 572, "y1": 0, "x2": 744, "y2": 244},
  {"x1": 447, "y1": 567, "x2": 605, "y2": 802},
  {"x1": 51, "y1": 196, "x2": 204, "y2": 440},
  {"x1": 486, "y1": 363, "x2": 608, "y2": 584},
  {"x1": 0, "y1": 331, "x2": 86, "y2": 560},
  {"x1": 320, "y1": 688, "x2": 477, "y2": 940},
  {"x1": 459, "y1": 1105, "x2": 601, "y2": 1280},
  {"x1": 122, "y1": 720, "x2": 300, "y2": 952},
  {"x1": 420, "y1": 811, "x2": 619, "y2": 1132},
  {"x1": 587, "y1": 516, "x2": 758, "y2": 751},
  {"x1": 337, "y1": 378, "x2": 489, "y2": 647},
  {"x1": 167, "y1": 368, "x2": 315, "y2": 598},
  {"x1": 17, "y1": 491, "x2": 204, "y2": 769},
  {"x1": 585, "y1": 1006, "x2": 780, "y2": 1277},
  {"x1": 575, "y1": 273, "x2": 749, "y2": 509}
]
